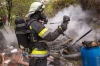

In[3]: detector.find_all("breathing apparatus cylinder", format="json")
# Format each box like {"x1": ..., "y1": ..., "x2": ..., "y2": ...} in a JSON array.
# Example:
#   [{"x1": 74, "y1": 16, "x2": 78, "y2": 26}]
[{"x1": 15, "y1": 18, "x2": 29, "y2": 50}]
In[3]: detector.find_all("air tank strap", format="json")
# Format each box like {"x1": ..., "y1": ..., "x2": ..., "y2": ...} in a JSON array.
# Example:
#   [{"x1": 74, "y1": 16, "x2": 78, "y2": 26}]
[
  {"x1": 15, "y1": 30, "x2": 30, "y2": 34},
  {"x1": 16, "y1": 23, "x2": 26, "y2": 27}
]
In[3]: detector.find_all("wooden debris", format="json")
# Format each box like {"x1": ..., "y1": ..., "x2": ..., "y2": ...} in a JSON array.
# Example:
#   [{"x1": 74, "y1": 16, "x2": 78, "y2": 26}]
[{"x1": 62, "y1": 38, "x2": 74, "y2": 45}]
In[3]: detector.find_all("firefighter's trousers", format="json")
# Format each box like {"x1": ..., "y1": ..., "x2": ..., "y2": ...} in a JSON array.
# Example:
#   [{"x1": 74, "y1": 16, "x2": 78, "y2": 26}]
[{"x1": 29, "y1": 57, "x2": 47, "y2": 66}]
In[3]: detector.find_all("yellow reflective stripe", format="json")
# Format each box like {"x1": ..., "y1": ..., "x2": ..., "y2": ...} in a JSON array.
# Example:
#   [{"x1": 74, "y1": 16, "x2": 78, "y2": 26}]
[
  {"x1": 58, "y1": 25, "x2": 63, "y2": 31},
  {"x1": 31, "y1": 48, "x2": 48, "y2": 55},
  {"x1": 29, "y1": 26, "x2": 32, "y2": 30},
  {"x1": 38, "y1": 28, "x2": 48, "y2": 37}
]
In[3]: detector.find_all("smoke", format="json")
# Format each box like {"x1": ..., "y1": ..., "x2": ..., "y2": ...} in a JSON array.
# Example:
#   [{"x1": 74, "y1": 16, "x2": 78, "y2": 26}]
[
  {"x1": 45, "y1": 5, "x2": 97, "y2": 43},
  {"x1": 0, "y1": 22, "x2": 18, "y2": 50},
  {"x1": 4, "y1": 28, "x2": 17, "y2": 43},
  {"x1": 0, "y1": 5, "x2": 98, "y2": 52}
]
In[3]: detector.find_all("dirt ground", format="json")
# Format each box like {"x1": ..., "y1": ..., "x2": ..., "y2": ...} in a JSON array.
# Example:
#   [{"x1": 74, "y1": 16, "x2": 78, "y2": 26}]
[{"x1": 66, "y1": 59, "x2": 82, "y2": 66}]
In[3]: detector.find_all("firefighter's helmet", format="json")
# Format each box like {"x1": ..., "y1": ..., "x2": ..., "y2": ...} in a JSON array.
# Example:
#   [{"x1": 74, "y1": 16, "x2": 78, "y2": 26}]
[{"x1": 25, "y1": 2, "x2": 45, "y2": 18}]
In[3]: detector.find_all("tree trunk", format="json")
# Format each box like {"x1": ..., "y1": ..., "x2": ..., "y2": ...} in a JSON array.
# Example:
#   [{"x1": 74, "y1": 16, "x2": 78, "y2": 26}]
[{"x1": 6, "y1": 0, "x2": 12, "y2": 22}]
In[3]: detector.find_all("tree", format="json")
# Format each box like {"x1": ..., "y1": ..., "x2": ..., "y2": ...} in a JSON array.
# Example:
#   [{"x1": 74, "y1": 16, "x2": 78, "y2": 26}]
[
  {"x1": 5, "y1": 0, "x2": 35, "y2": 22},
  {"x1": 6, "y1": 0, "x2": 12, "y2": 22}
]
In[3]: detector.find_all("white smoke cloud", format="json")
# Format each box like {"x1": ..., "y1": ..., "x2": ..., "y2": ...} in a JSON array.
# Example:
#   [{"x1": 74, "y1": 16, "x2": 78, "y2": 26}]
[
  {"x1": 0, "y1": 22, "x2": 18, "y2": 47},
  {"x1": 45, "y1": 5, "x2": 96, "y2": 43}
]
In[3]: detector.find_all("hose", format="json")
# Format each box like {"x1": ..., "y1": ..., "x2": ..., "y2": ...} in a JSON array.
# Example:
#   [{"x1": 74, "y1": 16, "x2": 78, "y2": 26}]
[{"x1": 62, "y1": 52, "x2": 80, "y2": 58}]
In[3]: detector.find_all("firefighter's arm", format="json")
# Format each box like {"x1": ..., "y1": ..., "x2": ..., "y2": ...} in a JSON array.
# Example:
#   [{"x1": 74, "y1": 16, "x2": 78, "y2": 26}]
[
  {"x1": 30, "y1": 21, "x2": 68, "y2": 41},
  {"x1": 40, "y1": 15, "x2": 70, "y2": 41},
  {"x1": 38, "y1": 28, "x2": 60, "y2": 41},
  {"x1": 38, "y1": 23, "x2": 68, "y2": 41}
]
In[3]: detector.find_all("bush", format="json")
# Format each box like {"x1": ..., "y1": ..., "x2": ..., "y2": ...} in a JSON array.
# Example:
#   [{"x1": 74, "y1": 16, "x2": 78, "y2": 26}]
[
  {"x1": 79, "y1": 0, "x2": 100, "y2": 14},
  {"x1": 44, "y1": 0, "x2": 78, "y2": 17}
]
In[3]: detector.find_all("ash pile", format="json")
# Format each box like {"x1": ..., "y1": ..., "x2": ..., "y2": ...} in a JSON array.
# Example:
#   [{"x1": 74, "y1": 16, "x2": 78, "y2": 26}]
[
  {"x1": 0, "y1": 31, "x2": 28, "y2": 66},
  {"x1": 48, "y1": 29, "x2": 92, "y2": 58},
  {"x1": 46, "y1": 29, "x2": 92, "y2": 66}
]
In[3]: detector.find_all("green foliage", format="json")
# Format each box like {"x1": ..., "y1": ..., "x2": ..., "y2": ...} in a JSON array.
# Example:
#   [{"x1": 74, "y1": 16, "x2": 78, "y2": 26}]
[
  {"x1": 9, "y1": 0, "x2": 35, "y2": 26},
  {"x1": 44, "y1": 0, "x2": 54, "y2": 17},
  {"x1": 44, "y1": 0, "x2": 78, "y2": 17},
  {"x1": 11, "y1": 0, "x2": 35, "y2": 18},
  {"x1": 79, "y1": 0, "x2": 100, "y2": 14},
  {"x1": 1, "y1": 0, "x2": 78, "y2": 27}
]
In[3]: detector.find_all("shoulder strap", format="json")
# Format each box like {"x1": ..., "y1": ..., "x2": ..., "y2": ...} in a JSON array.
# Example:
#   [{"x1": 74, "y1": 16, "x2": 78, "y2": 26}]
[
  {"x1": 26, "y1": 19, "x2": 36, "y2": 27},
  {"x1": 26, "y1": 19, "x2": 40, "y2": 40}
]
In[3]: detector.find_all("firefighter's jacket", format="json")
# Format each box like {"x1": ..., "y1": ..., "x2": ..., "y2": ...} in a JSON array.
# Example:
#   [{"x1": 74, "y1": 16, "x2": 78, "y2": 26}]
[{"x1": 27, "y1": 14, "x2": 62, "y2": 57}]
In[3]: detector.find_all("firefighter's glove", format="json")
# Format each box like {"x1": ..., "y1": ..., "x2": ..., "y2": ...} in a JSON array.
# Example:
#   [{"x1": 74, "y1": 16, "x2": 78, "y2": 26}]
[
  {"x1": 57, "y1": 22, "x2": 67, "y2": 34},
  {"x1": 63, "y1": 15, "x2": 70, "y2": 23}
]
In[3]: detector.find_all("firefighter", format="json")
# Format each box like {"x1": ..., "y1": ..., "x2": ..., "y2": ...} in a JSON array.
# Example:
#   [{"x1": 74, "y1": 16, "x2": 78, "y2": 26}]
[
  {"x1": 15, "y1": 1, "x2": 70, "y2": 66},
  {"x1": 26, "y1": 2, "x2": 70, "y2": 66}
]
